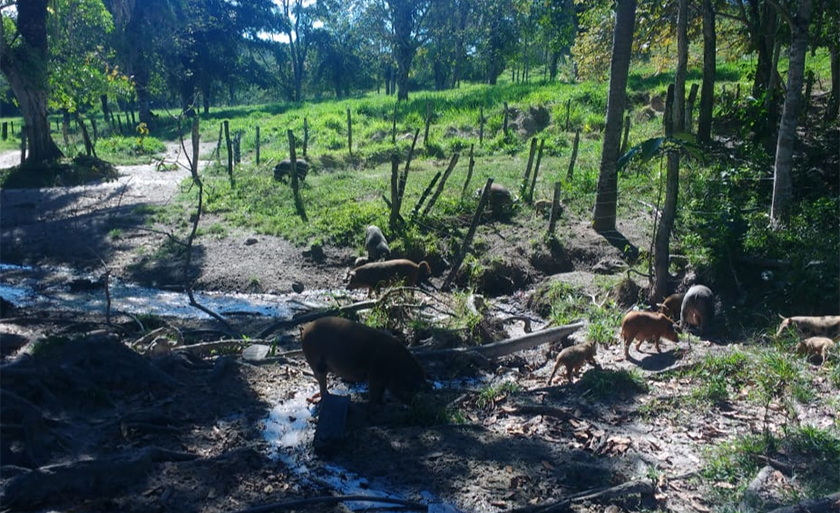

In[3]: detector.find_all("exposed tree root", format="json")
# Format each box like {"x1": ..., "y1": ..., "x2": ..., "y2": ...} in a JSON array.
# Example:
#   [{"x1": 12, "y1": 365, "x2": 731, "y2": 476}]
[{"x1": 0, "y1": 447, "x2": 197, "y2": 510}]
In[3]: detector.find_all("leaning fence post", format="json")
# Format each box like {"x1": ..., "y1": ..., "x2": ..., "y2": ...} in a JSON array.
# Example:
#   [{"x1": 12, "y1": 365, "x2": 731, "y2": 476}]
[
  {"x1": 443, "y1": 178, "x2": 494, "y2": 290},
  {"x1": 521, "y1": 137, "x2": 538, "y2": 200},
  {"x1": 528, "y1": 139, "x2": 545, "y2": 203},
  {"x1": 461, "y1": 143, "x2": 476, "y2": 197},
  {"x1": 567, "y1": 129, "x2": 580, "y2": 181},
  {"x1": 422, "y1": 152, "x2": 460, "y2": 217},
  {"x1": 390, "y1": 153, "x2": 401, "y2": 231}
]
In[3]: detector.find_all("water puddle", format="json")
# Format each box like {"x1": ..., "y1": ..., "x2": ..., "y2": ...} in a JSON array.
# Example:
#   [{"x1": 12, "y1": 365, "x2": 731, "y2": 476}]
[
  {"x1": 0, "y1": 263, "x2": 336, "y2": 319},
  {"x1": 262, "y1": 381, "x2": 471, "y2": 512}
]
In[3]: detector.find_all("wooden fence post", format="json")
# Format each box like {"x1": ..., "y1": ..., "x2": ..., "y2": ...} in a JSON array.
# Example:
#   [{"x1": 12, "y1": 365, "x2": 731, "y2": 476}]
[
  {"x1": 520, "y1": 137, "x2": 538, "y2": 200},
  {"x1": 503, "y1": 102, "x2": 509, "y2": 136},
  {"x1": 256, "y1": 126, "x2": 261, "y2": 165},
  {"x1": 479, "y1": 107, "x2": 485, "y2": 146},
  {"x1": 392, "y1": 101, "x2": 398, "y2": 144},
  {"x1": 528, "y1": 139, "x2": 545, "y2": 202},
  {"x1": 567, "y1": 130, "x2": 580, "y2": 181},
  {"x1": 686, "y1": 83, "x2": 699, "y2": 134},
  {"x1": 2, "y1": 122, "x2": 7, "y2": 141},
  {"x1": 288, "y1": 129, "x2": 307, "y2": 221},
  {"x1": 565, "y1": 99, "x2": 571, "y2": 131},
  {"x1": 424, "y1": 101, "x2": 432, "y2": 148},
  {"x1": 347, "y1": 108, "x2": 352, "y2": 156},
  {"x1": 461, "y1": 143, "x2": 476, "y2": 197},
  {"x1": 411, "y1": 171, "x2": 441, "y2": 219},
  {"x1": 443, "y1": 178, "x2": 494, "y2": 290},
  {"x1": 389, "y1": 153, "x2": 401, "y2": 231},
  {"x1": 216, "y1": 122, "x2": 223, "y2": 161},
  {"x1": 224, "y1": 120, "x2": 233, "y2": 187},
  {"x1": 303, "y1": 117, "x2": 309, "y2": 157},
  {"x1": 422, "y1": 152, "x2": 460, "y2": 217}
]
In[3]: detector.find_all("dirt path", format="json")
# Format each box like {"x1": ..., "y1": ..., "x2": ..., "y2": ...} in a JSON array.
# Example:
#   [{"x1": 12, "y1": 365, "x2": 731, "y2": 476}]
[{"x1": 1, "y1": 143, "x2": 353, "y2": 293}]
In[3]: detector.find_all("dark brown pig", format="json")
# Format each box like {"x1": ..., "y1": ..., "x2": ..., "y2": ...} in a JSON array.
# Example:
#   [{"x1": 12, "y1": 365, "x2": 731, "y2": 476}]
[
  {"x1": 658, "y1": 292, "x2": 685, "y2": 321},
  {"x1": 300, "y1": 316, "x2": 426, "y2": 404},
  {"x1": 621, "y1": 311, "x2": 680, "y2": 358},
  {"x1": 273, "y1": 158, "x2": 310, "y2": 183},
  {"x1": 347, "y1": 259, "x2": 431, "y2": 296}
]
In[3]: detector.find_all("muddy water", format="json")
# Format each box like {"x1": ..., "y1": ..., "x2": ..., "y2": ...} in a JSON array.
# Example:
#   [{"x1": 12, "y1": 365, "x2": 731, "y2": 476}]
[
  {"x1": 0, "y1": 262, "x2": 309, "y2": 319},
  {"x1": 261, "y1": 381, "x2": 472, "y2": 512}
]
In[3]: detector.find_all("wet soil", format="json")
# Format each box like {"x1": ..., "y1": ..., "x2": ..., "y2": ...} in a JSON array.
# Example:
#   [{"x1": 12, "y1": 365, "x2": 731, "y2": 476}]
[{"x1": 1, "y1": 146, "x2": 836, "y2": 513}]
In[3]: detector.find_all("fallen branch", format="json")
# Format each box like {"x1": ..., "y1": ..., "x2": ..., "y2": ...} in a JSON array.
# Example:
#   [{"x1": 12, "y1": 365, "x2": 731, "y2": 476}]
[
  {"x1": 0, "y1": 447, "x2": 196, "y2": 510},
  {"x1": 415, "y1": 321, "x2": 584, "y2": 360},
  {"x1": 258, "y1": 300, "x2": 377, "y2": 339},
  {"x1": 509, "y1": 479, "x2": 654, "y2": 513},
  {"x1": 228, "y1": 494, "x2": 428, "y2": 513},
  {"x1": 765, "y1": 492, "x2": 840, "y2": 513}
]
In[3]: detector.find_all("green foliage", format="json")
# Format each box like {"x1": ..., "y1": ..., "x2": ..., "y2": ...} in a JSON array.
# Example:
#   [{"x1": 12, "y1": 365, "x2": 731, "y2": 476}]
[
  {"x1": 96, "y1": 135, "x2": 166, "y2": 164},
  {"x1": 476, "y1": 381, "x2": 521, "y2": 409},
  {"x1": 704, "y1": 426, "x2": 840, "y2": 499}
]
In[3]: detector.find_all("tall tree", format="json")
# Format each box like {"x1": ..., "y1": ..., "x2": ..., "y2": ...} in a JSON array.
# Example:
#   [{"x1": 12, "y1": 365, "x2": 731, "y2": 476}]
[
  {"x1": 592, "y1": 0, "x2": 637, "y2": 233},
  {"x1": 697, "y1": 0, "x2": 716, "y2": 143},
  {"x1": 105, "y1": 0, "x2": 178, "y2": 126},
  {"x1": 0, "y1": 0, "x2": 64, "y2": 165},
  {"x1": 770, "y1": 0, "x2": 813, "y2": 225},
  {"x1": 280, "y1": 0, "x2": 317, "y2": 102},
  {"x1": 536, "y1": 0, "x2": 577, "y2": 82},
  {"x1": 384, "y1": 0, "x2": 430, "y2": 100},
  {"x1": 654, "y1": 0, "x2": 688, "y2": 303}
]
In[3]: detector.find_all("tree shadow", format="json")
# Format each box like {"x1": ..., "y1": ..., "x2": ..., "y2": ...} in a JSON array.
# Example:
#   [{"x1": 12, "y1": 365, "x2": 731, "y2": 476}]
[{"x1": 596, "y1": 229, "x2": 640, "y2": 264}]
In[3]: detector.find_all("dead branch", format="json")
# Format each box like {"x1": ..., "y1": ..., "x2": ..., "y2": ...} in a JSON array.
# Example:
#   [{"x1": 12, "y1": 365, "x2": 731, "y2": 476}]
[
  {"x1": 0, "y1": 447, "x2": 197, "y2": 510},
  {"x1": 228, "y1": 495, "x2": 428, "y2": 513},
  {"x1": 510, "y1": 479, "x2": 655, "y2": 513},
  {"x1": 258, "y1": 299, "x2": 377, "y2": 339},
  {"x1": 765, "y1": 492, "x2": 840, "y2": 513},
  {"x1": 172, "y1": 339, "x2": 267, "y2": 356},
  {"x1": 415, "y1": 321, "x2": 584, "y2": 360}
]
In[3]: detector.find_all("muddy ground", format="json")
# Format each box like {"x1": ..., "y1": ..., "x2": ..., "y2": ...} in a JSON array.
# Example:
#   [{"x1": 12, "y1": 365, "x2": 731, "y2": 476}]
[{"x1": 0, "y1": 145, "x2": 836, "y2": 513}]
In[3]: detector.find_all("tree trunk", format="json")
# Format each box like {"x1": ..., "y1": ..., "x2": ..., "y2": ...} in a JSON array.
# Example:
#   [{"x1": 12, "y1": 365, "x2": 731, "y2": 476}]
[
  {"x1": 827, "y1": 41, "x2": 839, "y2": 120},
  {"x1": 698, "y1": 0, "x2": 716, "y2": 143},
  {"x1": 592, "y1": 0, "x2": 637, "y2": 233},
  {"x1": 390, "y1": 1, "x2": 417, "y2": 101},
  {"x1": 134, "y1": 65, "x2": 153, "y2": 126},
  {"x1": 549, "y1": 51, "x2": 560, "y2": 82},
  {"x1": 674, "y1": 0, "x2": 689, "y2": 132},
  {"x1": 653, "y1": 84, "x2": 680, "y2": 303},
  {"x1": 770, "y1": 0, "x2": 813, "y2": 225},
  {"x1": 0, "y1": 0, "x2": 64, "y2": 166},
  {"x1": 751, "y1": 0, "x2": 777, "y2": 99}
]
